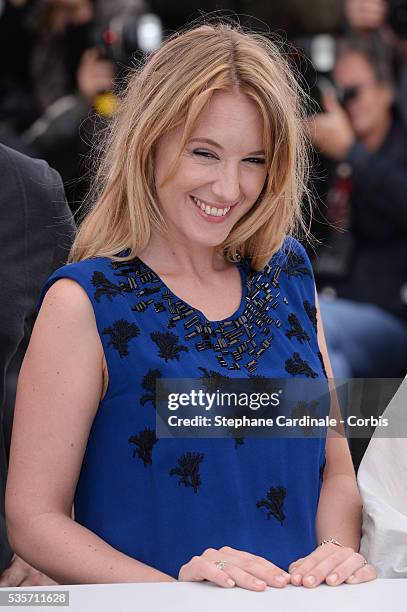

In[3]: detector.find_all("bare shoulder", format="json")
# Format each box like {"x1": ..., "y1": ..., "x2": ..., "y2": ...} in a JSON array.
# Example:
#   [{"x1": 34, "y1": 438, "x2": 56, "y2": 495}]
[
  {"x1": 23, "y1": 277, "x2": 105, "y2": 403},
  {"x1": 34, "y1": 276, "x2": 103, "y2": 353},
  {"x1": 38, "y1": 277, "x2": 97, "y2": 327}
]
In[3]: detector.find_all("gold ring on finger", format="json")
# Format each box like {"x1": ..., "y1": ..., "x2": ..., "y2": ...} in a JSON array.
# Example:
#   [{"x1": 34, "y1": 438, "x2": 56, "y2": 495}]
[
  {"x1": 358, "y1": 553, "x2": 368, "y2": 567},
  {"x1": 215, "y1": 560, "x2": 226, "y2": 570}
]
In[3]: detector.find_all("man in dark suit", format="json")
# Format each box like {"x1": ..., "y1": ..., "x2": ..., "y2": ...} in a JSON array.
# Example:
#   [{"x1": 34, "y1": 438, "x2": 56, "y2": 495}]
[{"x1": 0, "y1": 144, "x2": 75, "y2": 585}]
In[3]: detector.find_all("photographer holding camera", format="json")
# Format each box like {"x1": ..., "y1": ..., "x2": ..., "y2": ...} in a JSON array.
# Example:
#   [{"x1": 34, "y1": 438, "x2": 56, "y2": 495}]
[
  {"x1": 0, "y1": 0, "x2": 153, "y2": 215},
  {"x1": 309, "y1": 36, "x2": 407, "y2": 380},
  {"x1": 345, "y1": 0, "x2": 407, "y2": 126}
]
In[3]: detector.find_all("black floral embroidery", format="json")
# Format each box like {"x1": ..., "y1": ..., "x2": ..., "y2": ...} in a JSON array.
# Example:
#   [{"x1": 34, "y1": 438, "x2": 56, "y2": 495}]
[
  {"x1": 92, "y1": 271, "x2": 125, "y2": 302},
  {"x1": 198, "y1": 368, "x2": 245, "y2": 445},
  {"x1": 140, "y1": 369, "x2": 162, "y2": 408},
  {"x1": 198, "y1": 367, "x2": 231, "y2": 381},
  {"x1": 150, "y1": 331, "x2": 189, "y2": 362},
  {"x1": 282, "y1": 250, "x2": 312, "y2": 279},
  {"x1": 227, "y1": 417, "x2": 247, "y2": 447},
  {"x1": 317, "y1": 351, "x2": 328, "y2": 378},
  {"x1": 198, "y1": 371, "x2": 278, "y2": 402},
  {"x1": 248, "y1": 374, "x2": 279, "y2": 391},
  {"x1": 198, "y1": 367, "x2": 231, "y2": 392},
  {"x1": 291, "y1": 400, "x2": 319, "y2": 436},
  {"x1": 285, "y1": 313, "x2": 310, "y2": 344},
  {"x1": 304, "y1": 300, "x2": 317, "y2": 334},
  {"x1": 256, "y1": 486, "x2": 286, "y2": 524},
  {"x1": 246, "y1": 374, "x2": 282, "y2": 420},
  {"x1": 225, "y1": 409, "x2": 248, "y2": 447},
  {"x1": 170, "y1": 452, "x2": 204, "y2": 493},
  {"x1": 128, "y1": 428, "x2": 158, "y2": 466},
  {"x1": 285, "y1": 352, "x2": 318, "y2": 378},
  {"x1": 103, "y1": 319, "x2": 140, "y2": 357},
  {"x1": 319, "y1": 459, "x2": 326, "y2": 482}
]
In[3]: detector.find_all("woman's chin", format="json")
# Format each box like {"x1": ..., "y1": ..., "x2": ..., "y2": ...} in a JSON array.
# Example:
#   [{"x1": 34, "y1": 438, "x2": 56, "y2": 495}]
[{"x1": 186, "y1": 229, "x2": 230, "y2": 249}]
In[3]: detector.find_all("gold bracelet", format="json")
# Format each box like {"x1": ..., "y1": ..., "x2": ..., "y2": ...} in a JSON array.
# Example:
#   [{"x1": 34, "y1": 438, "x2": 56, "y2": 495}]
[
  {"x1": 319, "y1": 538, "x2": 345, "y2": 548},
  {"x1": 319, "y1": 539, "x2": 368, "y2": 565}
]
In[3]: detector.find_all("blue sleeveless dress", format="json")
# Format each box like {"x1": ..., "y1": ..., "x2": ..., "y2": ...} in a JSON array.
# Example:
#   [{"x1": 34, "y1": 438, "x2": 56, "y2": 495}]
[{"x1": 40, "y1": 237, "x2": 328, "y2": 577}]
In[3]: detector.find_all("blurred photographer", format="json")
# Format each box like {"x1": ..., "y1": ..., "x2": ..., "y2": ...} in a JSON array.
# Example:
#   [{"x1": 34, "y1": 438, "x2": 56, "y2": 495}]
[
  {"x1": 345, "y1": 0, "x2": 387, "y2": 29},
  {"x1": 0, "y1": 0, "x2": 153, "y2": 214},
  {"x1": 309, "y1": 37, "x2": 407, "y2": 379},
  {"x1": 345, "y1": 0, "x2": 407, "y2": 125}
]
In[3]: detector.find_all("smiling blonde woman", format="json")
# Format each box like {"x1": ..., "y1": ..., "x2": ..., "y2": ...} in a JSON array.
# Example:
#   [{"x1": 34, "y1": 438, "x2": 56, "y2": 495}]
[{"x1": 6, "y1": 21, "x2": 376, "y2": 589}]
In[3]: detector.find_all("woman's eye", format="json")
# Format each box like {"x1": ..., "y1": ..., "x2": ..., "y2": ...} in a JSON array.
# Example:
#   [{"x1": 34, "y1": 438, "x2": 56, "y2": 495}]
[
  {"x1": 193, "y1": 150, "x2": 216, "y2": 159},
  {"x1": 244, "y1": 158, "x2": 266, "y2": 165},
  {"x1": 192, "y1": 150, "x2": 265, "y2": 164}
]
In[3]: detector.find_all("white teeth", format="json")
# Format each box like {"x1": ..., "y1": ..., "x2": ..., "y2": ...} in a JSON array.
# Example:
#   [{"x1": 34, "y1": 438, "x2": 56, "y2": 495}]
[{"x1": 191, "y1": 196, "x2": 232, "y2": 218}]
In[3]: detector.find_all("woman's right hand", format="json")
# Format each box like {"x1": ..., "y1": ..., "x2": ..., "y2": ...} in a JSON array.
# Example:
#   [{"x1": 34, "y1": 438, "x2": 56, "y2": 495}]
[{"x1": 178, "y1": 546, "x2": 291, "y2": 591}]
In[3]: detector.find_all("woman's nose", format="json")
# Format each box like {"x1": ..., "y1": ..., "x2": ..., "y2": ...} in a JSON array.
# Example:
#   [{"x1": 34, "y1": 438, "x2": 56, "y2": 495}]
[{"x1": 211, "y1": 162, "x2": 241, "y2": 204}]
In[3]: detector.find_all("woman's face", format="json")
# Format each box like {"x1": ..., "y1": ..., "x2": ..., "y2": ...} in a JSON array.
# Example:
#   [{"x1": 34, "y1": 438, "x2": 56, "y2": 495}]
[{"x1": 154, "y1": 90, "x2": 268, "y2": 249}]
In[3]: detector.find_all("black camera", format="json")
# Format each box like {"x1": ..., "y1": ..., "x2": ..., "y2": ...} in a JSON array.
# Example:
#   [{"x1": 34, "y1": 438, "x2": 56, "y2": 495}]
[
  {"x1": 94, "y1": 14, "x2": 163, "y2": 66},
  {"x1": 337, "y1": 85, "x2": 360, "y2": 105}
]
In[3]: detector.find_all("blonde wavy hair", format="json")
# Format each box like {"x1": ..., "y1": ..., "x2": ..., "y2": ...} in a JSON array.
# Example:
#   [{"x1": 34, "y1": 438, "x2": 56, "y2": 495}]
[{"x1": 70, "y1": 21, "x2": 311, "y2": 270}]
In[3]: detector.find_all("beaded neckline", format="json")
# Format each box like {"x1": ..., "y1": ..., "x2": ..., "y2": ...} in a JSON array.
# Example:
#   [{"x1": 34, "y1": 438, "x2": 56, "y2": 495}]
[
  {"x1": 90, "y1": 242, "x2": 320, "y2": 374},
  {"x1": 131, "y1": 257, "x2": 251, "y2": 324}
]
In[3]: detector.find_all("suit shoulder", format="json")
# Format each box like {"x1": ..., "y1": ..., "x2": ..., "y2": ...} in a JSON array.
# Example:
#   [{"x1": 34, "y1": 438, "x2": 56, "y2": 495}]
[{"x1": 0, "y1": 144, "x2": 53, "y2": 181}]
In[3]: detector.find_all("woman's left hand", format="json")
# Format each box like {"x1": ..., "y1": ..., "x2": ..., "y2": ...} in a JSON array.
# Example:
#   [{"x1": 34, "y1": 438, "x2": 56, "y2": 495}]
[{"x1": 288, "y1": 543, "x2": 377, "y2": 587}]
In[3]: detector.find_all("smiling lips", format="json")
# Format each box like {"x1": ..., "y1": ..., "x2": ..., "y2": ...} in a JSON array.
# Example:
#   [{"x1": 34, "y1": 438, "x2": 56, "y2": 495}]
[{"x1": 190, "y1": 195, "x2": 233, "y2": 218}]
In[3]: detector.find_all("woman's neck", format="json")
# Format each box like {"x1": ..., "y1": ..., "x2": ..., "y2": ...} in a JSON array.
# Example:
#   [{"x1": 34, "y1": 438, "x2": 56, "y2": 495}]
[{"x1": 138, "y1": 234, "x2": 229, "y2": 279}]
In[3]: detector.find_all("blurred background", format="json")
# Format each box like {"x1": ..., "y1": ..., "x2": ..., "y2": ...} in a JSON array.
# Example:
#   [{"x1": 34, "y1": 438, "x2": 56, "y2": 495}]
[{"x1": 1, "y1": 0, "x2": 407, "y2": 468}]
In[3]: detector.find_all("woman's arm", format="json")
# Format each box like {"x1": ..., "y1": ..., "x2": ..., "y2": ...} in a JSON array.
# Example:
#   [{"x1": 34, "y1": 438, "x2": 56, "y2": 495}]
[
  {"x1": 314, "y1": 290, "x2": 362, "y2": 550},
  {"x1": 288, "y1": 288, "x2": 376, "y2": 587},
  {"x1": 5, "y1": 279, "x2": 175, "y2": 585}
]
